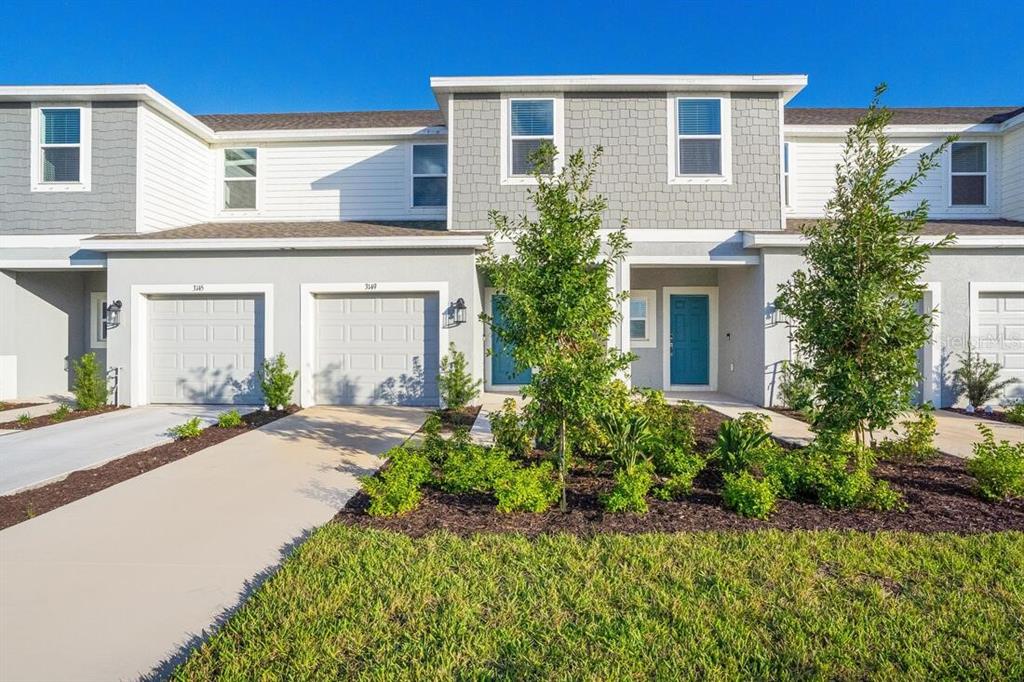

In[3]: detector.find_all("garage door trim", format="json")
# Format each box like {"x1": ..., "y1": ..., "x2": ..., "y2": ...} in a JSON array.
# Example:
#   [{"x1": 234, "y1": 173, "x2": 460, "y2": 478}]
[
  {"x1": 969, "y1": 281, "x2": 1024, "y2": 403},
  {"x1": 300, "y1": 281, "x2": 449, "y2": 408},
  {"x1": 129, "y1": 283, "x2": 275, "y2": 407}
]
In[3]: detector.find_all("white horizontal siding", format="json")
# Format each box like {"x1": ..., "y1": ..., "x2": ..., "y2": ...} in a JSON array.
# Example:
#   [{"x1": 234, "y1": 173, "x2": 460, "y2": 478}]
[
  {"x1": 785, "y1": 135, "x2": 1002, "y2": 219},
  {"x1": 1002, "y1": 126, "x2": 1024, "y2": 220},
  {"x1": 139, "y1": 105, "x2": 213, "y2": 232}
]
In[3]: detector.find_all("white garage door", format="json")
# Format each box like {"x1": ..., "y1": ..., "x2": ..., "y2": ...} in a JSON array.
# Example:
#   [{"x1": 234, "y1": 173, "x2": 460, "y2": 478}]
[
  {"x1": 315, "y1": 293, "x2": 439, "y2": 406},
  {"x1": 977, "y1": 291, "x2": 1024, "y2": 402},
  {"x1": 148, "y1": 294, "x2": 264, "y2": 404}
]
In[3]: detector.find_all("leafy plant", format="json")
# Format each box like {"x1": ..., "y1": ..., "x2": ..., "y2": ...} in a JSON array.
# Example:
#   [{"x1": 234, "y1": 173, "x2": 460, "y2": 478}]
[
  {"x1": 722, "y1": 471, "x2": 777, "y2": 519},
  {"x1": 877, "y1": 406, "x2": 937, "y2": 461},
  {"x1": 489, "y1": 398, "x2": 532, "y2": 457},
  {"x1": 800, "y1": 434, "x2": 904, "y2": 511},
  {"x1": 169, "y1": 417, "x2": 203, "y2": 439},
  {"x1": 599, "y1": 411, "x2": 653, "y2": 471},
  {"x1": 50, "y1": 403, "x2": 72, "y2": 422},
  {"x1": 360, "y1": 447, "x2": 432, "y2": 517},
  {"x1": 217, "y1": 409, "x2": 244, "y2": 428},
  {"x1": 966, "y1": 424, "x2": 1024, "y2": 502},
  {"x1": 72, "y1": 352, "x2": 109, "y2": 410},
  {"x1": 1006, "y1": 402, "x2": 1024, "y2": 425},
  {"x1": 17, "y1": 413, "x2": 31, "y2": 426},
  {"x1": 441, "y1": 444, "x2": 515, "y2": 494},
  {"x1": 773, "y1": 84, "x2": 954, "y2": 446},
  {"x1": 479, "y1": 144, "x2": 633, "y2": 511},
  {"x1": 952, "y1": 343, "x2": 1018, "y2": 408},
  {"x1": 420, "y1": 413, "x2": 448, "y2": 464},
  {"x1": 653, "y1": 446, "x2": 705, "y2": 481},
  {"x1": 494, "y1": 462, "x2": 561, "y2": 513},
  {"x1": 637, "y1": 389, "x2": 698, "y2": 458},
  {"x1": 713, "y1": 416, "x2": 772, "y2": 474},
  {"x1": 260, "y1": 353, "x2": 298, "y2": 408},
  {"x1": 778, "y1": 360, "x2": 816, "y2": 416},
  {"x1": 653, "y1": 467, "x2": 703, "y2": 501},
  {"x1": 601, "y1": 462, "x2": 654, "y2": 513},
  {"x1": 437, "y1": 343, "x2": 481, "y2": 411}
]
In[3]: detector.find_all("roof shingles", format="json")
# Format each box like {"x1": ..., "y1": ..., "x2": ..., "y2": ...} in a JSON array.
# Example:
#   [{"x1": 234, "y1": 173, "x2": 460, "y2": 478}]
[
  {"x1": 86, "y1": 220, "x2": 458, "y2": 240},
  {"x1": 784, "y1": 106, "x2": 1024, "y2": 126},
  {"x1": 196, "y1": 110, "x2": 444, "y2": 131}
]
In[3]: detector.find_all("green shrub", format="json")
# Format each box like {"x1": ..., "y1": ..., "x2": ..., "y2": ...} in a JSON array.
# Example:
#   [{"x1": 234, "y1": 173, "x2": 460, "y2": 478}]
[
  {"x1": 437, "y1": 343, "x2": 481, "y2": 411},
  {"x1": 966, "y1": 424, "x2": 1024, "y2": 502},
  {"x1": 1005, "y1": 402, "x2": 1024, "y2": 425},
  {"x1": 50, "y1": 403, "x2": 72, "y2": 422},
  {"x1": 601, "y1": 462, "x2": 654, "y2": 513},
  {"x1": 420, "y1": 414, "x2": 448, "y2": 463},
  {"x1": 360, "y1": 447, "x2": 431, "y2": 517},
  {"x1": 72, "y1": 352, "x2": 108, "y2": 410},
  {"x1": 441, "y1": 444, "x2": 515, "y2": 494},
  {"x1": 494, "y1": 462, "x2": 560, "y2": 512},
  {"x1": 600, "y1": 411, "x2": 653, "y2": 471},
  {"x1": 653, "y1": 446, "x2": 705, "y2": 480},
  {"x1": 762, "y1": 448, "x2": 807, "y2": 500},
  {"x1": 216, "y1": 409, "x2": 244, "y2": 428},
  {"x1": 877, "y1": 406, "x2": 937, "y2": 461},
  {"x1": 801, "y1": 435, "x2": 904, "y2": 511},
  {"x1": 713, "y1": 415, "x2": 772, "y2": 474},
  {"x1": 17, "y1": 413, "x2": 31, "y2": 426},
  {"x1": 490, "y1": 398, "x2": 532, "y2": 457},
  {"x1": 169, "y1": 417, "x2": 203, "y2": 439},
  {"x1": 653, "y1": 469, "x2": 701, "y2": 501},
  {"x1": 637, "y1": 389, "x2": 697, "y2": 455},
  {"x1": 953, "y1": 344, "x2": 1018, "y2": 408},
  {"x1": 260, "y1": 353, "x2": 298, "y2": 408},
  {"x1": 778, "y1": 360, "x2": 816, "y2": 416},
  {"x1": 722, "y1": 471, "x2": 777, "y2": 519}
]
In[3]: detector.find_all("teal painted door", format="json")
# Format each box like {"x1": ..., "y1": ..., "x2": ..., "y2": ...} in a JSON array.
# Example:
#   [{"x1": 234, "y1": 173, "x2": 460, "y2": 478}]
[
  {"x1": 669, "y1": 295, "x2": 710, "y2": 385},
  {"x1": 491, "y1": 295, "x2": 532, "y2": 385}
]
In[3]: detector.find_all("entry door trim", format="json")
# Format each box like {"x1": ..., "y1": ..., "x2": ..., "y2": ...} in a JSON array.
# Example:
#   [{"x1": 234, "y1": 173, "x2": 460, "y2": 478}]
[
  {"x1": 661, "y1": 286, "x2": 718, "y2": 391},
  {"x1": 299, "y1": 281, "x2": 449, "y2": 408},
  {"x1": 130, "y1": 283, "x2": 275, "y2": 407}
]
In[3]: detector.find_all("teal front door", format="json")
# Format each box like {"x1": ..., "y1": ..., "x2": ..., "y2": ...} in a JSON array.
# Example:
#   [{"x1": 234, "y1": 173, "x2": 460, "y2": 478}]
[
  {"x1": 669, "y1": 295, "x2": 710, "y2": 385},
  {"x1": 491, "y1": 295, "x2": 532, "y2": 385}
]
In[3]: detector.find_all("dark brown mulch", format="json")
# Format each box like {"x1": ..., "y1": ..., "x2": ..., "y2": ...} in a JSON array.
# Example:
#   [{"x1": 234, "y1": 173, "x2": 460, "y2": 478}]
[
  {"x1": 0, "y1": 401, "x2": 45, "y2": 412},
  {"x1": 435, "y1": 405, "x2": 482, "y2": 429},
  {"x1": 943, "y1": 407, "x2": 1017, "y2": 424},
  {"x1": 0, "y1": 405, "x2": 125, "y2": 431},
  {"x1": 0, "y1": 406, "x2": 299, "y2": 530},
  {"x1": 767, "y1": 407, "x2": 810, "y2": 423}
]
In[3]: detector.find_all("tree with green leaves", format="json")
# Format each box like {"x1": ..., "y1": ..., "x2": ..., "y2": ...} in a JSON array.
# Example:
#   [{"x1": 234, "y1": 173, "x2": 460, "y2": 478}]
[
  {"x1": 479, "y1": 144, "x2": 632, "y2": 511},
  {"x1": 774, "y1": 85, "x2": 955, "y2": 445}
]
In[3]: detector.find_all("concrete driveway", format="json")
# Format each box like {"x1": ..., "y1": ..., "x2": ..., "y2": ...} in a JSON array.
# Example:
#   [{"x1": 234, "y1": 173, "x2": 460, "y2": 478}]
[
  {"x1": 0, "y1": 405, "x2": 252, "y2": 495},
  {"x1": 930, "y1": 410, "x2": 1024, "y2": 458},
  {"x1": 0, "y1": 405, "x2": 425, "y2": 682}
]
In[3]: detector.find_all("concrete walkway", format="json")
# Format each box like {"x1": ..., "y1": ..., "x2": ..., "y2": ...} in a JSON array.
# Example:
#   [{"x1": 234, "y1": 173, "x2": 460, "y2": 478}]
[
  {"x1": 0, "y1": 405, "x2": 424, "y2": 682},
  {"x1": 673, "y1": 391, "x2": 815, "y2": 446},
  {"x1": 0, "y1": 404, "x2": 251, "y2": 494},
  {"x1": 0, "y1": 398, "x2": 66, "y2": 424},
  {"x1": 880, "y1": 409, "x2": 1024, "y2": 458}
]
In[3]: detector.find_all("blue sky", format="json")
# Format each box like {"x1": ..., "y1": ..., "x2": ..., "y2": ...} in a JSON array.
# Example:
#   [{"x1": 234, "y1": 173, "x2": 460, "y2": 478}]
[{"x1": 1, "y1": 0, "x2": 1021, "y2": 114}]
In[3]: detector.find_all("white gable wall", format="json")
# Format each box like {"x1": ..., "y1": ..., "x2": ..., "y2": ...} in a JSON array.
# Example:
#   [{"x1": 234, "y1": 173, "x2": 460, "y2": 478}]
[
  {"x1": 138, "y1": 104, "x2": 213, "y2": 232},
  {"x1": 1002, "y1": 124, "x2": 1024, "y2": 220}
]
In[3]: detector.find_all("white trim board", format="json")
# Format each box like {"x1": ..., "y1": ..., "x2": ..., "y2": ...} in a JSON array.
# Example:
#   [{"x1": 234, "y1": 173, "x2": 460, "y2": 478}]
[
  {"x1": 86, "y1": 235, "x2": 487, "y2": 252},
  {"x1": 128, "y1": 283, "x2": 275, "y2": 407},
  {"x1": 661, "y1": 286, "x2": 719, "y2": 392},
  {"x1": 299, "y1": 281, "x2": 450, "y2": 408},
  {"x1": 920, "y1": 282, "x2": 942, "y2": 407}
]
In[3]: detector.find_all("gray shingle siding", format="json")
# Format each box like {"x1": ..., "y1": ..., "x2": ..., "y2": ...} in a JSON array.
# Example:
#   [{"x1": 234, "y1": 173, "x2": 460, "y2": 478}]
[
  {"x1": 450, "y1": 91, "x2": 781, "y2": 231},
  {"x1": 0, "y1": 101, "x2": 137, "y2": 235}
]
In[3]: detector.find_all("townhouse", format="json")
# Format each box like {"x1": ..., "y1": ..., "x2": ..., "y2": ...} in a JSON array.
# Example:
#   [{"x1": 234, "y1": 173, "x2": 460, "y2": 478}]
[{"x1": 1, "y1": 76, "x2": 1022, "y2": 408}]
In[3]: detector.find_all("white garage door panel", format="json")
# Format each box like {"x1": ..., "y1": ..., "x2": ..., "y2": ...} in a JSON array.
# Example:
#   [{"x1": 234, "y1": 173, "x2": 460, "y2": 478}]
[
  {"x1": 977, "y1": 292, "x2": 1024, "y2": 402},
  {"x1": 148, "y1": 294, "x2": 264, "y2": 404},
  {"x1": 315, "y1": 293, "x2": 439, "y2": 406}
]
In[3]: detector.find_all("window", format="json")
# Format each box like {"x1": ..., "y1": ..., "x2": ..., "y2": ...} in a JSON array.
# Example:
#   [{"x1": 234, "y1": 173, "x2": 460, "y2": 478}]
[
  {"x1": 783, "y1": 142, "x2": 791, "y2": 206},
  {"x1": 90, "y1": 292, "x2": 107, "y2": 349},
  {"x1": 223, "y1": 148, "x2": 257, "y2": 210},
  {"x1": 950, "y1": 142, "x2": 987, "y2": 206},
  {"x1": 31, "y1": 105, "x2": 91, "y2": 191},
  {"x1": 671, "y1": 97, "x2": 731, "y2": 183},
  {"x1": 509, "y1": 99, "x2": 554, "y2": 176},
  {"x1": 629, "y1": 290, "x2": 656, "y2": 347},
  {"x1": 412, "y1": 144, "x2": 447, "y2": 207}
]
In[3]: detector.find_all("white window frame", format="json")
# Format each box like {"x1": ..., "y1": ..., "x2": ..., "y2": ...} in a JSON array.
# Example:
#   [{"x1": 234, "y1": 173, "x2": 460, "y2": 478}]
[
  {"x1": 668, "y1": 95, "x2": 732, "y2": 185},
  {"x1": 628, "y1": 290, "x2": 656, "y2": 348},
  {"x1": 783, "y1": 141, "x2": 791, "y2": 207},
  {"x1": 90, "y1": 292, "x2": 107, "y2": 349},
  {"x1": 409, "y1": 142, "x2": 448, "y2": 209},
  {"x1": 949, "y1": 141, "x2": 988, "y2": 207},
  {"x1": 30, "y1": 104, "x2": 92, "y2": 192},
  {"x1": 500, "y1": 94, "x2": 564, "y2": 186},
  {"x1": 220, "y1": 147, "x2": 260, "y2": 212}
]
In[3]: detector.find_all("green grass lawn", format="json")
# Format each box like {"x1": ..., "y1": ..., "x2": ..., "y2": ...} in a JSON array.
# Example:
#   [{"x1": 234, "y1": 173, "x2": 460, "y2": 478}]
[{"x1": 176, "y1": 527, "x2": 1024, "y2": 680}]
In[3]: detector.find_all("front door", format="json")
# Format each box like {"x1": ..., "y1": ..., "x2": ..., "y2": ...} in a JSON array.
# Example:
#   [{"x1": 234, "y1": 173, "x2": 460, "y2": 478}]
[
  {"x1": 669, "y1": 294, "x2": 710, "y2": 386},
  {"x1": 491, "y1": 295, "x2": 532, "y2": 385}
]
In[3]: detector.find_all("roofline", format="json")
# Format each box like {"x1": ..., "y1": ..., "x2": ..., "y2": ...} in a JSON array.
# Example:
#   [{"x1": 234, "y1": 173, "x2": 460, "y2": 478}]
[
  {"x1": 211, "y1": 126, "x2": 447, "y2": 143},
  {"x1": 784, "y1": 123, "x2": 1006, "y2": 137},
  {"x1": 84, "y1": 235, "x2": 487, "y2": 252},
  {"x1": 743, "y1": 232, "x2": 1024, "y2": 249}
]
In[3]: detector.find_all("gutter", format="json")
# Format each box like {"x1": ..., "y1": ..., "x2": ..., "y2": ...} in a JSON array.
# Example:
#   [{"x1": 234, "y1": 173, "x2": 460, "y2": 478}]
[{"x1": 85, "y1": 235, "x2": 488, "y2": 252}]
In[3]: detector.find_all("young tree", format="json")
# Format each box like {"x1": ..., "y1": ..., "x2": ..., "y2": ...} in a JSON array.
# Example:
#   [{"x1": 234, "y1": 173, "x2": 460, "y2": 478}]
[
  {"x1": 479, "y1": 144, "x2": 631, "y2": 511},
  {"x1": 437, "y1": 342, "x2": 481, "y2": 411},
  {"x1": 774, "y1": 85, "x2": 955, "y2": 445}
]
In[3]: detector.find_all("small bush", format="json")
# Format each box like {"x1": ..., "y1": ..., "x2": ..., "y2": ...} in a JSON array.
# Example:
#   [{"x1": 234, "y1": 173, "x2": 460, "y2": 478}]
[
  {"x1": 17, "y1": 413, "x2": 31, "y2": 426},
  {"x1": 1005, "y1": 402, "x2": 1024, "y2": 425},
  {"x1": 953, "y1": 344, "x2": 1018, "y2": 408},
  {"x1": 51, "y1": 403, "x2": 72, "y2": 422},
  {"x1": 778, "y1": 360, "x2": 816, "y2": 416},
  {"x1": 762, "y1": 448, "x2": 807, "y2": 500},
  {"x1": 490, "y1": 398, "x2": 532, "y2": 457},
  {"x1": 360, "y1": 447, "x2": 431, "y2": 517},
  {"x1": 600, "y1": 411, "x2": 653, "y2": 471},
  {"x1": 260, "y1": 353, "x2": 297, "y2": 408},
  {"x1": 494, "y1": 462, "x2": 560, "y2": 512},
  {"x1": 637, "y1": 389, "x2": 697, "y2": 456},
  {"x1": 801, "y1": 435, "x2": 904, "y2": 511},
  {"x1": 601, "y1": 463, "x2": 654, "y2": 513},
  {"x1": 217, "y1": 409, "x2": 244, "y2": 428},
  {"x1": 653, "y1": 446, "x2": 705, "y2": 480},
  {"x1": 722, "y1": 471, "x2": 777, "y2": 519},
  {"x1": 713, "y1": 415, "x2": 772, "y2": 474},
  {"x1": 966, "y1": 424, "x2": 1024, "y2": 502},
  {"x1": 420, "y1": 414, "x2": 448, "y2": 463},
  {"x1": 877, "y1": 406, "x2": 937, "y2": 461},
  {"x1": 441, "y1": 444, "x2": 515, "y2": 494},
  {"x1": 437, "y1": 343, "x2": 481, "y2": 411},
  {"x1": 653, "y1": 470, "x2": 701, "y2": 501},
  {"x1": 72, "y1": 352, "x2": 108, "y2": 410},
  {"x1": 169, "y1": 417, "x2": 203, "y2": 439}
]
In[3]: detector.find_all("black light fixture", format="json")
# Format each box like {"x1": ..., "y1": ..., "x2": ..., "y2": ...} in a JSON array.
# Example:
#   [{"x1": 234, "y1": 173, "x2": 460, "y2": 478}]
[
  {"x1": 104, "y1": 300, "x2": 123, "y2": 329},
  {"x1": 452, "y1": 297, "x2": 467, "y2": 325}
]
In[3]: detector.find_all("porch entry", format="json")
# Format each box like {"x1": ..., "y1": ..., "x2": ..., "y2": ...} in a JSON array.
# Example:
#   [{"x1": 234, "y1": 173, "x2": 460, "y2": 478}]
[
  {"x1": 669, "y1": 294, "x2": 710, "y2": 385},
  {"x1": 491, "y1": 294, "x2": 532, "y2": 385}
]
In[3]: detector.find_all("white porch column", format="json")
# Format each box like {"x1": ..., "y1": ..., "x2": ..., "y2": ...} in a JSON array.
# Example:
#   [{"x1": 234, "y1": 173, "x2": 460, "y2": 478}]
[{"x1": 616, "y1": 259, "x2": 632, "y2": 387}]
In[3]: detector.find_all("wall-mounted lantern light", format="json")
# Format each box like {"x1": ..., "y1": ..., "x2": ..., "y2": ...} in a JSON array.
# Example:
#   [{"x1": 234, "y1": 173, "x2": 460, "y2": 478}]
[
  {"x1": 104, "y1": 300, "x2": 123, "y2": 329},
  {"x1": 452, "y1": 297, "x2": 468, "y2": 325}
]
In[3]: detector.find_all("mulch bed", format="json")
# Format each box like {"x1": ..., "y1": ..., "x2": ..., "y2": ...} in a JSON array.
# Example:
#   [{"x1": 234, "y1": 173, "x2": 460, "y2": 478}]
[
  {"x1": 943, "y1": 407, "x2": 1018, "y2": 425},
  {"x1": 0, "y1": 401, "x2": 45, "y2": 412},
  {"x1": 436, "y1": 405, "x2": 482, "y2": 429},
  {"x1": 337, "y1": 406, "x2": 1024, "y2": 536},
  {"x1": 0, "y1": 406, "x2": 298, "y2": 530},
  {"x1": 0, "y1": 405, "x2": 125, "y2": 431}
]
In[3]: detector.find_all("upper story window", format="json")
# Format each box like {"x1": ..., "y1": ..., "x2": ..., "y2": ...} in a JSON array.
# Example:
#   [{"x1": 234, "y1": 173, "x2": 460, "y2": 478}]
[
  {"x1": 224, "y1": 148, "x2": 257, "y2": 210},
  {"x1": 31, "y1": 105, "x2": 92, "y2": 192},
  {"x1": 501, "y1": 96, "x2": 562, "y2": 184},
  {"x1": 412, "y1": 144, "x2": 447, "y2": 207},
  {"x1": 670, "y1": 97, "x2": 731, "y2": 184},
  {"x1": 950, "y1": 142, "x2": 987, "y2": 206},
  {"x1": 783, "y1": 142, "x2": 791, "y2": 206}
]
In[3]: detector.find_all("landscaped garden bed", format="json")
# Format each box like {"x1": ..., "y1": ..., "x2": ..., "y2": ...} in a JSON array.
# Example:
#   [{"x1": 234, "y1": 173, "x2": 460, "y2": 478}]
[
  {"x1": 0, "y1": 407, "x2": 297, "y2": 529},
  {"x1": 944, "y1": 406, "x2": 1023, "y2": 425},
  {"x1": 0, "y1": 401, "x2": 45, "y2": 413},
  {"x1": 0, "y1": 404, "x2": 124, "y2": 431}
]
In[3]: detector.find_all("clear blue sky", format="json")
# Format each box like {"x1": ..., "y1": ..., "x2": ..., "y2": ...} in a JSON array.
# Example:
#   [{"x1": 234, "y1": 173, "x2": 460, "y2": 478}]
[{"x1": 2, "y1": 0, "x2": 1021, "y2": 114}]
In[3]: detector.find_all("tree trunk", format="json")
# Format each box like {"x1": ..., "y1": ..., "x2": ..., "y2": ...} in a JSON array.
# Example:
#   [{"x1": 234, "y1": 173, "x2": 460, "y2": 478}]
[{"x1": 559, "y1": 418, "x2": 568, "y2": 513}]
